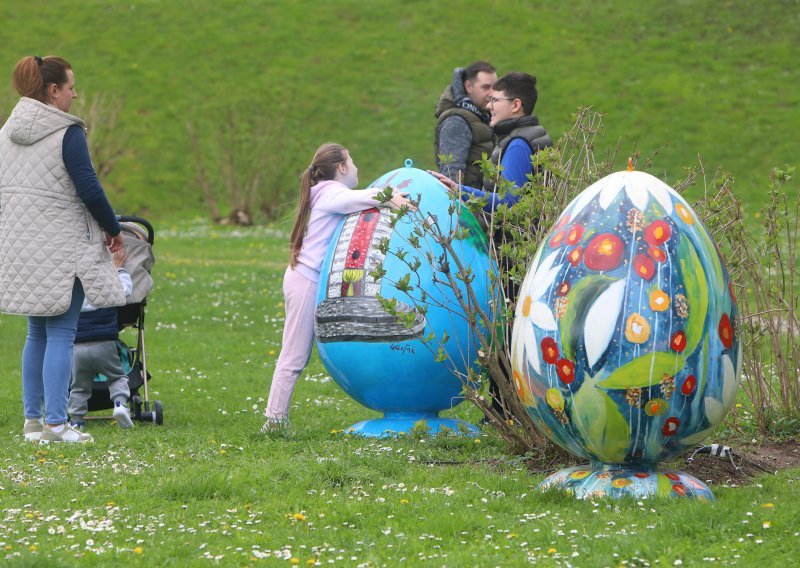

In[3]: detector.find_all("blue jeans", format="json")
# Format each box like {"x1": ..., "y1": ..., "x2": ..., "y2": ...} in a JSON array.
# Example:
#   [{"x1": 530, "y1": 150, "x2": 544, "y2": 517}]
[{"x1": 22, "y1": 279, "x2": 85, "y2": 425}]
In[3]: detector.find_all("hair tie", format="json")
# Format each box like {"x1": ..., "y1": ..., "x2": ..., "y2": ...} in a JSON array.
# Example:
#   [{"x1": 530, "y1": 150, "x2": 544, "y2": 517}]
[{"x1": 33, "y1": 55, "x2": 43, "y2": 65}]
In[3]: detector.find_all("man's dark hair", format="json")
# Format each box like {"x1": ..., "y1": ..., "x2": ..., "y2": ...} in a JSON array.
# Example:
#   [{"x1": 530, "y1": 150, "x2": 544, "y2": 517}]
[
  {"x1": 493, "y1": 72, "x2": 538, "y2": 115},
  {"x1": 463, "y1": 61, "x2": 495, "y2": 82}
]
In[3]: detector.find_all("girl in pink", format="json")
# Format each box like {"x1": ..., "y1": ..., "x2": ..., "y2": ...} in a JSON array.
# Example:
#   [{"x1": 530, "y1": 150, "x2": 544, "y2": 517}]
[{"x1": 263, "y1": 143, "x2": 413, "y2": 431}]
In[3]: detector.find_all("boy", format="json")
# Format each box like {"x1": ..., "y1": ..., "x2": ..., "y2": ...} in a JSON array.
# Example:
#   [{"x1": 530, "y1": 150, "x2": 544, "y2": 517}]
[{"x1": 68, "y1": 249, "x2": 134, "y2": 428}]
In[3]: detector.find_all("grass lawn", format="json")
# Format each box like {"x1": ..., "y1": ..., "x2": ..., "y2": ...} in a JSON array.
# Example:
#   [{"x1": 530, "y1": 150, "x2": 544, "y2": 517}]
[{"x1": 0, "y1": 223, "x2": 798, "y2": 566}]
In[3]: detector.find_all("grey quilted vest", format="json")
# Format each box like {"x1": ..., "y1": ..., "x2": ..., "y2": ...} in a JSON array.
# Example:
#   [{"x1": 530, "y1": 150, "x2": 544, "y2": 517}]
[{"x1": 0, "y1": 97, "x2": 124, "y2": 316}]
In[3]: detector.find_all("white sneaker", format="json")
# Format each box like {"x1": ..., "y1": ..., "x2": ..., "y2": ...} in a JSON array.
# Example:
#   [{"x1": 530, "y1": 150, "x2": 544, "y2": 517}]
[
  {"x1": 39, "y1": 424, "x2": 94, "y2": 444},
  {"x1": 23, "y1": 418, "x2": 44, "y2": 442},
  {"x1": 113, "y1": 402, "x2": 134, "y2": 429}
]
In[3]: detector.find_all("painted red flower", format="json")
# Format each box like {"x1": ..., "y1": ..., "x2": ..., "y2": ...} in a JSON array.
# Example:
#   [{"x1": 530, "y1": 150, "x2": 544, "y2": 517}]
[
  {"x1": 550, "y1": 230, "x2": 567, "y2": 248},
  {"x1": 681, "y1": 375, "x2": 697, "y2": 396},
  {"x1": 665, "y1": 473, "x2": 680, "y2": 481},
  {"x1": 633, "y1": 254, "x2": 655, "y2": 280},
  {"x1": 567, "y1": 246, "x2": 583, "y2": 267},
  {"x1": 634, "y1": 472, "x2": 650, "y2": 479},
  {"x1": 584, "y1": 233, "x2": 625, "y2": 271},
  {"x1": 555, "y1": 214, "x2": 571, "y2": 229},
  {"x1": 718, "y1": 313, "x2": 734, "y2": 349},
  {"x1": 647, "y1": 246, "x2": 667, "y2": 263},
  {"x1": 566, "y1": 224, "x2": 585, "y2": 245},
  {"x1": 670, "y1": 331, "x2": 687, "y2": 352},
  {"x1": 728, "y1": 281, "x2": 737, "y2": 303},
  {"x1": 541, "y1": 337, "x2": 560, "y2": 365},
  {"x1": 644, "y1": 220, "x2": 672, "y2": 245},
  {"x1": 662, "y1": 417, "x2": 680, "y2": 436},
  {"x1": 556, "y1": 281, "x2": 571, "y2": 296},
  {"x1": 556, "y1": 358, "x2": 575, "y2": 384},
  {"x1": 672, "y1": 483, "x2": 688, "y2": 496}
]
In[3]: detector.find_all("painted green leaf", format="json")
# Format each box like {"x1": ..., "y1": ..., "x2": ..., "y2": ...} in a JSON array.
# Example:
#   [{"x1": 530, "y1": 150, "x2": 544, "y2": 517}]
[
  {"x1": 598, "y1": 352, "x2": 686, "y2": 389},
  {"x1": 656, "y1": 473, "x2": 674, "y2": 497},
  {"x1": 559, "y1": 275, "x2": 615, "y2": 362},
  {"x1": 571, "y1": 374, "x2": 630, "y2": 463},
  {"x1": 677, "y1": 236, "x2": 709, "y2": 355}
]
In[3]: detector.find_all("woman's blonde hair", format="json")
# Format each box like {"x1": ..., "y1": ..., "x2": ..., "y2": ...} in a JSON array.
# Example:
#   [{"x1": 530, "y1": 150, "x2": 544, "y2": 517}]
[{"x1": 289, "y1": 143, "x2": 349, "y2": 267}]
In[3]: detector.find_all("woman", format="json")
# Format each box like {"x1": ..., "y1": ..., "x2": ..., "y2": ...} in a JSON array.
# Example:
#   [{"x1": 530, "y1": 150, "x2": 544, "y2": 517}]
[{"x1": 0, "y1": 55, "x2": 126, "y2": 443}]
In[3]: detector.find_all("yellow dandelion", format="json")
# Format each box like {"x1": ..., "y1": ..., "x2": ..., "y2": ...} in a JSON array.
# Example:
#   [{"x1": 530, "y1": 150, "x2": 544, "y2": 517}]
[
  {"x1": 762, "y1": 503, "x2": 774, "y2": 508},
  {"x1": 290, "y1": 558, "x2": 300, "y2": 565},
  {"x1": 307, "y1": 559, "x2": 318, "y2": 566},
  {"x1": 291, "y1": 512, "x2": 306, "y2": 521},
  {"x1": 134, "y1": 546, "x2": 143, "y2": 554},
  {"x1": 400, "y1": 499, "x2": 409, "y2": 505},
  {"x1": 474, "y1": 438, "x2": 481, "y2": 444},
  {"x1": 29, "y1": 544, "x2": 37, "y2": 552},
  {"x1": 548, "y1": 547, "x2": 557, "y2": 554}
]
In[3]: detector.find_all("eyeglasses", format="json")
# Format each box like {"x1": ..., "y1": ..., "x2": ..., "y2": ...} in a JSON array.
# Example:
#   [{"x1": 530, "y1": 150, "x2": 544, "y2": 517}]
[{"x1": 488, "y1": 96, "x2": 516, "y2": 104}]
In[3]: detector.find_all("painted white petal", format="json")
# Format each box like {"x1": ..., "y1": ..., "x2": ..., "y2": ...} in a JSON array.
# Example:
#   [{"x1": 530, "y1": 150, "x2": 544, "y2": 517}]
[
  {"x1": 704, "y1": 397, "x2": 724, "y2": 426},
  {"x1": 525, "y1": 249, "x2": 560, "y2": 297},
  {"x1": 647, "y1": 182, "x2": 674, "y2": 215},
  {"x1": 721, "y1": 354, "x2": 739, "y2": 412},
  {"x1": 511, "y1": 319, "x2": 526, "y2": 372},
  {"x1": 598, "y1": 184, "x2": 623, "y2": 210},
  {"x1": 518, "y1": 239, "x2": 556, "y2": 303},
  {"x1": 530, "y1": 301, "x2": 558, "y2": 331},
  {"x1": 569, "y1": 178, "x2": 606, "y2": 217},
  {"x1": 625, "y1": 183, "x2": 649, "y2": 211},
  {"x1": 583, "y1": 279, "x2": 626, "y2": 367},
  {"x1": 514, "y1": 318, "x2": 540, "y2": 375},
  {"x1": 531, "y1": 264, "x2": 562, "y2": 301}
]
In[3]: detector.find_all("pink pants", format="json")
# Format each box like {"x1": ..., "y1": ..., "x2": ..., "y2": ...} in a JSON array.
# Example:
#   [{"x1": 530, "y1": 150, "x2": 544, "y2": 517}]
[{"x1": 266, "y1": 267, "x2": 318, "y2": 420}]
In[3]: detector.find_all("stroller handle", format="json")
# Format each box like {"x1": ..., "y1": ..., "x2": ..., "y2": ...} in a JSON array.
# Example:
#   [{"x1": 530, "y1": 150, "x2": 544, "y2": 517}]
[{"x1": 117, "y1": 215, "x2": 154, "y2": 245}]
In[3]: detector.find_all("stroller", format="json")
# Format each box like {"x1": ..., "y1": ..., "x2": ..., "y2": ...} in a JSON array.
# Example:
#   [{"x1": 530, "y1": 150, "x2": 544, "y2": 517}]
[{"x1": 84, "y1": 215, "x2": 162, "y2": 425}]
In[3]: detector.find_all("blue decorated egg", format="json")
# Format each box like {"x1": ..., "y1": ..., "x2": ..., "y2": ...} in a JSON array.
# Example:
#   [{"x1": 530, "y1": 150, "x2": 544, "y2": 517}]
[
  {"x1": 511, "y1": 170, "x2": 742, "y2": 465},
  {"x1": 315, "y1": 165, "x2": 492, "y2": 434}
]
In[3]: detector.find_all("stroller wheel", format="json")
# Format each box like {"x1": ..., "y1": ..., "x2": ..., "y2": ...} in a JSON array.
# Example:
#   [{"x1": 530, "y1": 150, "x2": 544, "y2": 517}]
[
  {"x1": 130, "y1": 395, "x2": 142, "y2": 421},
  {"x1": 153, "y1": 400, "x2": 164, "y2": 425}
]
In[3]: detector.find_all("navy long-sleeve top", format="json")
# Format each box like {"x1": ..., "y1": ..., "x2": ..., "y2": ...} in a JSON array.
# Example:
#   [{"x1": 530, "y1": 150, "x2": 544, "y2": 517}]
[{"x1": 63, "y1": 124, "x2": 121, "y2": 236}]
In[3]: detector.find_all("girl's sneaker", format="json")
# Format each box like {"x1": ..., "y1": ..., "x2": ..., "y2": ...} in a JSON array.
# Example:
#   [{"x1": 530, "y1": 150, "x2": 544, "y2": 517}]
[
  {"x1": 39, "y1": 423, "x2": 94, "y2": 444},
  {"x1": 260, "y1": 417, "x2": 288, "y2": 434},
  {"x1": 23, "y1": 418, "x2": 44, "y2": 442},
  {"x1": 112, "y1": 401, "x2": 134, "y2": 429}
]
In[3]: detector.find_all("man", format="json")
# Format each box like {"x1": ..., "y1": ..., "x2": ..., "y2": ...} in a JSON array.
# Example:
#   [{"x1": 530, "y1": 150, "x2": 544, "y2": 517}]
[
  {"x1": 431, "y1": 72, "x2": 553, "y2": 421},
  {"x1": 434, "y1": 61, "x2": 497, "y2": 187}
]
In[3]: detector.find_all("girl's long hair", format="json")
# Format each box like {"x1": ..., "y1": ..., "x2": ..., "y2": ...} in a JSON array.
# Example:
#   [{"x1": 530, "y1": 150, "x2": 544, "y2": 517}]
[{"x1": 289, "y1": 143, "x2": 348, "y2": 267}]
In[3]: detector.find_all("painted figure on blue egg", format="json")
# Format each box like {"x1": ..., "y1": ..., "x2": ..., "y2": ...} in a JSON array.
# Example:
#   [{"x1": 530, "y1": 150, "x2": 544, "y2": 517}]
[{"x1": 262, "y1": 143, "x2": 414, "y2": 432}]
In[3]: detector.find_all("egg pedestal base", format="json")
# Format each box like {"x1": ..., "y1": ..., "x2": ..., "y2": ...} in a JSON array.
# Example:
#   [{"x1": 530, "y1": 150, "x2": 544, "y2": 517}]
[
  {"x1": 346, "y1": 412, "x2": 478, "y2": 438},
  {"x1": 538, "y1": 462, "x2": 714, "y2": 500}
]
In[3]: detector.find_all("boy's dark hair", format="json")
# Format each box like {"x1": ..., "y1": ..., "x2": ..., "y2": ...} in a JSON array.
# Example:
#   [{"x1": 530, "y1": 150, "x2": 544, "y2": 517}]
[
  {"x1": 464, "y1": 61, "x2": 495, "y2": 82},
  {"x1": 493, "y1": 72, "x2": 538, "y2": 116}
]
